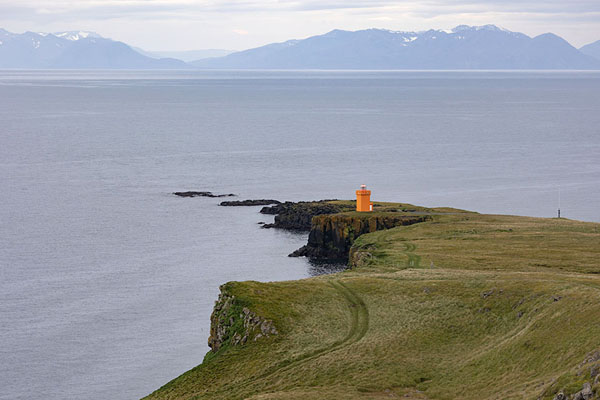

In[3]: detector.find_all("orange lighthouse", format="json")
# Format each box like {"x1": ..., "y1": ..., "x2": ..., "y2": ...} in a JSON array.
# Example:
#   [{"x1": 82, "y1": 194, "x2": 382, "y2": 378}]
[{"x1": 356, "y1": 184, "x2": 373, "y2": 212}]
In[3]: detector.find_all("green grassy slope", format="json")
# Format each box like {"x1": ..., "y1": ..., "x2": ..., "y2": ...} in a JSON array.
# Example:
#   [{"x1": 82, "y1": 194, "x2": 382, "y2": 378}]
[{"x1": 145, "y1": 204, "x2": 600, "y2": 400}]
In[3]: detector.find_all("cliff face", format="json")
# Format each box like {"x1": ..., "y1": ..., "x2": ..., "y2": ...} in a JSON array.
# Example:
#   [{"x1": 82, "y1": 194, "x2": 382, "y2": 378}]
[
  {"x1": 208, "y1": 285, "x2": 277, "y2": 353},
  {"x1": 290, "y1": 214, "x2": 430, "y2": 260}
]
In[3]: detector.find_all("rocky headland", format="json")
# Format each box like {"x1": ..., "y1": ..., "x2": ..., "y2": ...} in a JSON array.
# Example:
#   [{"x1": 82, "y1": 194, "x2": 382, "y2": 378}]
[
  {"x1": 289, "y1": 213, "x2": 430, "y2": 260},
  {"x1": 145, "y1": 199, "x2": 600, "y2": 400},
  {"x1": 257, "y1": 199, "x2": 434, "y2": 260}
]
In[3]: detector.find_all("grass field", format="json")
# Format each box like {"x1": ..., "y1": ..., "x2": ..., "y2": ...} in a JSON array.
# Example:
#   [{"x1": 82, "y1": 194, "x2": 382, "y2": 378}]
[{"x1": 145, "y1": 204, "x2": 600, "y2": 400}]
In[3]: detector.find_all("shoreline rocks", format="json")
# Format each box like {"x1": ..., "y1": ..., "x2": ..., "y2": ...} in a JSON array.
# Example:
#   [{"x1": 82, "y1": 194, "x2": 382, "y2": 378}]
[
  {"x1": 260, "y1": 200, "x2": 352, "y2": 231},
  {"x1": 220, "y1": 199, "x2": 281, "y2": 206},
  {"x1": 174, "y1": 191, "x2": 236, "y2": 198}
]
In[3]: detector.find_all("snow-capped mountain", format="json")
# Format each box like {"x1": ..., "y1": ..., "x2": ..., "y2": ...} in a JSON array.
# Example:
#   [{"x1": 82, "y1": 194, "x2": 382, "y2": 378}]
[
  {"x1": 193, "y1": 25, "x2": 600, "y2": 70},
  {"x1": 52, "y1": 31, "x2": 103, "y2": 41},
  {"x1": 0, "y1": 29, "x2": 188, "y2": 69}
]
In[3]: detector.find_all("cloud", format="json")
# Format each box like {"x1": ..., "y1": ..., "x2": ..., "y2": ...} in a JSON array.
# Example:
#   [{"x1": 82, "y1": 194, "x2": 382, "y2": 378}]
[
  {"x1": 233, "y1": 28, "x2": 249, "y2": 34},
  {"x1": 3, "y1": 0, "x2": 599, "y2": 14},
  {"x1": 1, "y1": 0, "x2": 599, "y2": 19},
  {"x1": 369, "y1": 16, "x2": 394, "y2": 21}
]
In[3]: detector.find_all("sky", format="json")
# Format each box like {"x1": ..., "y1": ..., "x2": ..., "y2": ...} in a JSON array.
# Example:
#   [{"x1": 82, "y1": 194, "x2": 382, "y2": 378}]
[{"x1": 0, "y1": 0, "x2": 599, "y2": 51}]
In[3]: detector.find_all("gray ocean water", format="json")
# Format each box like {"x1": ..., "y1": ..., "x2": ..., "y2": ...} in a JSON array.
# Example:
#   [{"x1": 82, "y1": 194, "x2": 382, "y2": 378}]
[{"x1": 1, "y1": 70, "x2": 599, "y2": 400}]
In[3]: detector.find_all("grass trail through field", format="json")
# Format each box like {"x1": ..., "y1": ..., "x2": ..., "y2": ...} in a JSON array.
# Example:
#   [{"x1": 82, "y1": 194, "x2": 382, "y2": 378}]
[
  {"x1": 213, "y1": 280, "x2": 369, "y2": 399},
  {"x1": 403, "y1": 241, "x2": 421, "y2": 268}
]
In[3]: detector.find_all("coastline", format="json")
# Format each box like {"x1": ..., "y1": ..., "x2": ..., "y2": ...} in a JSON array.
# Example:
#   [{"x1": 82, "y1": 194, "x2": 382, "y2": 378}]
[
  {"x1": 3, "y1": 70, "x2": 600, "y2": 400},
  {"x1": 145, "y1": 200, "x2": 600, "y2": 400}
]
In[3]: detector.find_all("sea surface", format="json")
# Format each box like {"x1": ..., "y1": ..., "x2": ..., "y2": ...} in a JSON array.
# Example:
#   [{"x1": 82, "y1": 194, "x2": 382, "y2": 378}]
[{"x1": 1, "y1": 70, "x2": 599, "y2": 400}]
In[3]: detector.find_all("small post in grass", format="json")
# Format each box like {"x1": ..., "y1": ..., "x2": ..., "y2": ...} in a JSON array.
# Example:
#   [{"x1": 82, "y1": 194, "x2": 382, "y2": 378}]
[{"x1": 557, "y1": 189, "x2": 561, "y2": 219}]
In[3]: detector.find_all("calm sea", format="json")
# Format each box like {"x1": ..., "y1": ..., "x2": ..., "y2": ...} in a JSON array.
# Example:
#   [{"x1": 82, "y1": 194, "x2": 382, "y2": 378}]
[{"x1": 1, "y1": 70, "x2": 599, "y2": 400}]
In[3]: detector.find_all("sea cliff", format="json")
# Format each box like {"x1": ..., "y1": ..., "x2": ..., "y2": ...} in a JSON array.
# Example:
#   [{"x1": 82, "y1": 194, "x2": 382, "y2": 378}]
[
  {"x1": 145, "y1": 201, "x2": 600, "y2": 400},
  {"x1": 290, "y1": 213, "x2": 430, "y2": 259}
]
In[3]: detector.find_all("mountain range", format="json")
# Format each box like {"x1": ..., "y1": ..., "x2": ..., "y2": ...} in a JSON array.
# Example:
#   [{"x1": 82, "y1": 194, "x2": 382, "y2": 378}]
[
  {"x1": 580, "y1": 40, "x2": 600, "y2": 61},
  {"x1": 0, "y1": 29, "x2": 187, "y2": 69},
  {"x1": 194, "y1": 25, "x2": 600, "y2": 70},
  {"x1": 1, "y1": 26, "x2": 599, "y2": 70}
]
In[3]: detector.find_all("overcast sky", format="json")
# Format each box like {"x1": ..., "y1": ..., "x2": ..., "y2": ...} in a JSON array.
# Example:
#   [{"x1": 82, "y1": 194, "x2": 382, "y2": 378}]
[{"x1": 0, "y1": 0, "x2": 598, "y2": 51}]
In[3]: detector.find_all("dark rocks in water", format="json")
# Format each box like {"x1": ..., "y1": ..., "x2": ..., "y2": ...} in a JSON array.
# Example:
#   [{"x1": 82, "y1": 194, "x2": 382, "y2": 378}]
[
  {"x1": 260, "y1": 200, "x2": 353, "y2": 231},
  {"x1": 289, "y1": 245, "x2": 323, "y2": 258},
  {"x1": 219, "y1": 199, "x2": 281, "y2": 206},
  {"x1": 259, "y1": 205, "x2": 282, "y2": 215},
  {"x1": 260, "y1": 199, "x2": 342, "y2": 214},
  {"x1": 174, "y1": 191, "x2": 236, "y2": 198}
]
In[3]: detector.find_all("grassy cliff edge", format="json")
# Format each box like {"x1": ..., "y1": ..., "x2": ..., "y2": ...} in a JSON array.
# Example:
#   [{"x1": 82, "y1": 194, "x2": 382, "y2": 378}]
[{"x1": 145, "y1": 202, "x2": 600, "y2": 400}]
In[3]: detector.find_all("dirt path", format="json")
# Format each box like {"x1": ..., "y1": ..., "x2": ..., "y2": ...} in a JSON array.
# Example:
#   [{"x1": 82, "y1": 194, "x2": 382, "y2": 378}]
[
  {"x1": 261, "y1": 280, "x2": 369, "y2": 372},
  {"x1": 330, "y1": 280, "x2": 369, "y2": 345},
  {"x1": 224, "y1": 280, "x2": 369, "y2": 398},
  {"x1": 402, "y1": 242, "x2": 421, "y2": 268}
]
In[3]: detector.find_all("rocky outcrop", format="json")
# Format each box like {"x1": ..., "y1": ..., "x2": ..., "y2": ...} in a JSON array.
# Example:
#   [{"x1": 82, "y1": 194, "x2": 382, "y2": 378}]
[
  {"x1": 290, "y1": 214, "x2": 430, "y2": 260},
  {"x1": 208, "y1": 286, "x2": 278, "y2": 353},
  {"x1": 219, "y1": 199, "x2": 281, "y2": 206},
  {"x1": 174, "y1": 191, "x2": 235, "y2": 198},
  {"x1": 549, "y1": 350, "x2": 600, "y2": 400},
  {"x1": 571, "y1": 383, "x2": 595, "y2": 400},
  {"x1": 260, "y1": 200, "x2": 353, "y2": 231},
  {"x1": 552, "y1": 385, "x2": 597, "y2": 400}
]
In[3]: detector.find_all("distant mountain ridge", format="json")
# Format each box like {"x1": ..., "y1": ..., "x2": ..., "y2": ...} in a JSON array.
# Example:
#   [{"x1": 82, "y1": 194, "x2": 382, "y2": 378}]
[
  {"x1": 1, "y1": 26, "x2": 599, "y2": 70},
  {"x1": 194, "y1": 25, "x2": 600, "y2": 70},
  {"x1": 136, "y1": 48, "x2": 234, "y2": 62},
  {"x1": 580, "y1": 40, "x2": 600, "y2": 61},
  {"x1": 0, "y1": 29, "x2": 188, "y2": 69}
]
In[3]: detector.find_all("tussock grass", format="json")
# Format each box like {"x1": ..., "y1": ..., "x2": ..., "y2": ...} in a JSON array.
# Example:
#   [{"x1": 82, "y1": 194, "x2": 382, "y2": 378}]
[{"x1": 145, "y1": 206, "x2": 600, "y2": 400}]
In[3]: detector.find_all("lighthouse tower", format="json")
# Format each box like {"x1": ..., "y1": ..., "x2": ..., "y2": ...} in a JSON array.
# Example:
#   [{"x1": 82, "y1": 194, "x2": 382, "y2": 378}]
[{"x1": 356, "y1": 184, "x2": 373, "y2": 212}]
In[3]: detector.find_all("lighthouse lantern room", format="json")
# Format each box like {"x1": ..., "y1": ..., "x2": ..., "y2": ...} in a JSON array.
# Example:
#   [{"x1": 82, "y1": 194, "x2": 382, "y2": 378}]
[{"x1": 356, "y1": 184, "x2": 373, "y2": 212}]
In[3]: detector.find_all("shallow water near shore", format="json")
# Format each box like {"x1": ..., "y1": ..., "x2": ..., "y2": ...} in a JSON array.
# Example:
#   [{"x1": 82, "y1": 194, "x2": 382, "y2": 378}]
[{"x1": 1, "y1": 70, "x2": 599, "y2": 400}]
